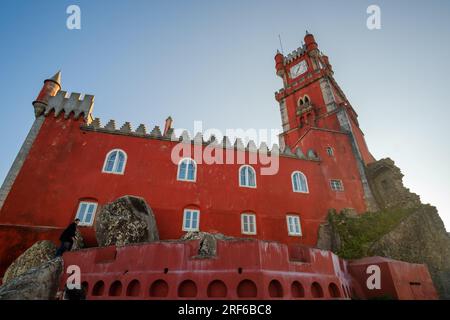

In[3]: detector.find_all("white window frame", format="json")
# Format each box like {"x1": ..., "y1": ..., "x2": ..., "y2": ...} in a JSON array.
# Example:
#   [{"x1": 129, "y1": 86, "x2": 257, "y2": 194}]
[
  {"x1": 326, "y1": 146, "x2": 334, "y2": 157},
  {"x1": 241, "y1": 213, "x2": 257, "y2": 235},
  {"x1": 177, "y1": 158, "x2": 197, "y2": 182},
  {"x1": 239, "y1": 165, "x2": 257, "y2": 188},
  {"x1": 330, "y1": 179, "x2": 344, "y2": 192},
  {"x1": 291, "y1": 171, "x2": 309, "y2": 193},
  {"x1": 182, "y1": 209, "x2": 200, "y2": 232},
  {"x1": 75, "y1": 201, "x2": 98, "y2": 226},
  {"x1": 102, "y1": 149, "x2": 127, "y2": 175},
  {"x1": 286, "y1": 215, "x2": 302, "y2": 236}
]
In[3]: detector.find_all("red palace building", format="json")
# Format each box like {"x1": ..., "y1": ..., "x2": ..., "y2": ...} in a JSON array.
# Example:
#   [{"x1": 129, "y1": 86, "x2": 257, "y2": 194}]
[{"x1": 0, "y1": 33, "x2": 438, "y2": 299}]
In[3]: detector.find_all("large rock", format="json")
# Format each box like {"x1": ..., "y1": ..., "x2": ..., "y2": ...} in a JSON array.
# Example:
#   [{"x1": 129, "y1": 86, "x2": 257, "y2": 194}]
[
  {"x1": 71, "y1": 229, "x2": 84, "y2": 251},
  {"x1": 181, "y1": 231, "x2": 236, "y2": 256},
  {"x1": 0, "y1": 258, "x2": 63, "y2": 300},
  {"x1": 369, "y1": 205, "x2": 450, "y2": 299},
  {"x1": 366, "y1": 158, "x2": 421, "y2": 210},
  {"x1": 95, "y1": 195, "x2": 159, "y2": 247},
  {"x1": 2, "y1": 240, "x2": 56, "y2": 283},
  {"x1": 317, "y1": 205, "x2": 450, "y2": 299}
]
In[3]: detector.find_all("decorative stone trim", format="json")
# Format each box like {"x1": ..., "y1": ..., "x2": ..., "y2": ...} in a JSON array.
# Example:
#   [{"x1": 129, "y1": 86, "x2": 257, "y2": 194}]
[{"x1": 80, "y1": 119, "x2": 321, "y2": 162}]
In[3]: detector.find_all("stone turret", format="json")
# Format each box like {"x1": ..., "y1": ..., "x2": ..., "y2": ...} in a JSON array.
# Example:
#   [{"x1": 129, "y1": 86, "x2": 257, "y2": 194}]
[{"x1": 32, "y1": 71, "x2": 61, "y2": 118}]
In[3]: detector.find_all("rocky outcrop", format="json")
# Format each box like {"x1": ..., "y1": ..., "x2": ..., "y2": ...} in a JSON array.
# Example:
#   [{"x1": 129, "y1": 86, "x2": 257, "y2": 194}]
[
  {"x1": 95, "y1": 195, "x2": 159, "y2": 247},
  {"x1": 369, "y1": 205, "x2": 450, "y2": 299},
  {"x1": 366, "y1": 158, "x2": 421, "y2": 210},
  {"x1": 181, "y1": 231, "x2": 235, "y2": 257},
  {"x1": 2, "y1": 240, "x2": 56, "y2": 283},
  {"x1": 0, "y1": 258, "x2": 63, "y2": 300},
  {"x1": 316, "y1": 210, "x2": 342, "y2": 252},
  {"x1": 71, "y1": 229, "x2": 84, "y2": 251},
  {"x1": 317, "y1": 205, "x2": 450, "y2": 299}
]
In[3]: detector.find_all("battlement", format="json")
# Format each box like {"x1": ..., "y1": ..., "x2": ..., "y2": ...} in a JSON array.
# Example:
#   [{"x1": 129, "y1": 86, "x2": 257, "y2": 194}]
[
  {"x1": 81, "y1": 118, "x2": 320, "y2": 161},
  {"x1": 44, "y1": 90, "x2": 94, "y2": 120},
  {"x1": 283, "y1": 44, "x2": 307, "y2": 64}
]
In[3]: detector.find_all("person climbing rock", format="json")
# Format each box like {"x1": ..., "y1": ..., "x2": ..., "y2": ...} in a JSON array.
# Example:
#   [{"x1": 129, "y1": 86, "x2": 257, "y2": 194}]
[{"x1": 55, "y1": 219, "x2": 80, "y2": 257}]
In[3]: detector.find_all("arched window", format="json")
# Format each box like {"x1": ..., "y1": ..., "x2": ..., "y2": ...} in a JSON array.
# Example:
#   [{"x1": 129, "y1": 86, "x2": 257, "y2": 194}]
[
  {"x1": 304, "y1": 96, "x2": 310, "y2": 104},
  {"x1": 103, "y1": 149, "x2": 127, "y2": 174},
  {"x1": 291, "y1": 171, "x2": 309, "y2": 193},
  {"x1": 239, "y1": 165, "x2": 256, "y2": 188},
  {"x1": 177, "y1": 158, "x2": 197, "y2": 182},
  {"x1": 299, "y1": 98, "x2": 304, "y2": 106}
]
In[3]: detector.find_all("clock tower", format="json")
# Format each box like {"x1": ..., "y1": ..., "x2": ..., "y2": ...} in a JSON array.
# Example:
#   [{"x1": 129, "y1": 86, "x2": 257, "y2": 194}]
[
  {"x1": 274, "y1": 32, "x2": 378, "y2": 211},
  {"x1": 274, "y1": 31, "x2": 375, "y2": 165}
]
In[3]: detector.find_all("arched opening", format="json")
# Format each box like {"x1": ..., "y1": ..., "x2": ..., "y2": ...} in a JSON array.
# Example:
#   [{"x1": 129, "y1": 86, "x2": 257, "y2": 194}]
[
  {"x1": 178, "y1": 280, "x2": 198, "y2": 298},
  {"x1": 149, "y1": 279, "x2": 169, "y2": 298},
  {"x1": 291, "y1": 281, "x2": 305, "y2": 298},
  {"x1": 237, "y1": 279, "x2": 257, "y2": 298},
  {"x1": 108, "y1": 280, "x2": 123, "y2": 297},
  {"x1": 311, "y1": 282, "x2": 324, "y2": 298},
  {"x1": 126, "y1": 279, "x2": 141, "y2": 297},
  {"x1": 81, "y1": 281, "x2": 89, "y2": 296},
  {"x1": 268, "y1": 280, "x2": 283, "y2": 298},
  {"x1": 328, "y1": 283, "x2": 341, "y2": 298},
  {"x1": 207, "y1": 280, "x2": 227, "y2": 298},
  {"x1": 92, "y1": 280, "x2": 105, "y2": 296}
]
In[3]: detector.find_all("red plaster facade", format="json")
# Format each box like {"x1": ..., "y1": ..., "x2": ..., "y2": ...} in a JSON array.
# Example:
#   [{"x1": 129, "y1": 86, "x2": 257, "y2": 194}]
[{"x1": 0, "y1": 33, "x2": 438, "y2": 299}]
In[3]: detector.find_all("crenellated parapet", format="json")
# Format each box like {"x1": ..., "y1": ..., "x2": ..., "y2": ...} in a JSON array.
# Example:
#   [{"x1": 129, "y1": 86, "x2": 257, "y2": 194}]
[
  {"x1": 283, "y1": 45, "x2": 307, "y2": 65},
  {"x1": 44, "y1": 91, "x2": 95, "y2": 120},
  {"x1": 81, "y1": 118, "x2": 320, "y2": 161}
]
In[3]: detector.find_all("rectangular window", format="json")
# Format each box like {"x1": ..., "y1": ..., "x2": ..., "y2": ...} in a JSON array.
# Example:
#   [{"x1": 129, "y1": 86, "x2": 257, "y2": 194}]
[
  {"x1": 241, "y1": 214, "x2": 256, "y2": 235},
  {"x1": 75, "y1": 201, "x2": 98, "y2": 226},
  {"x1": 286, "y1": 215, "x2": 302, "y2": 236},
  {"x1": 182, "y1": 209, "x2": 200, "y2": 231},
  {"x1": 330, "y1": 179, "x2": 344, "y2": 191}
]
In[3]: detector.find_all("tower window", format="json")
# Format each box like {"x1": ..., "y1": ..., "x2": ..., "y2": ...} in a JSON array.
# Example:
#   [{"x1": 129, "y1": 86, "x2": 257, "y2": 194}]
[
  {"x1": 286, "y1": 215, "x2": 302, "y2": 236},
  {"x1": 291, "y1": 171, "x2": 309, "y2": 193},
  {"x1": 326, "y1": 147, "x2": 334, "y2": 157},
  {"x1": 239, "y1": 165, "x2": 257, "y2": 188},
  {"x1": 103, "y1": 149, "x2": 127, "y2": 174},
  {"x1": 330, "y1": 179, "x2": 344, "y2": 192},
  {"x1": 75, "y1": 201, "x2": 98, "y2": 226},
  {"x1": 304, "y1": 96, "x2": 309, "y2": 104},
  {"x1": 241, "y1": 213, "x2": 257, "y2": 235},
  {"x1": 182, "y1": 209, "x2": 200, "y2": 231},
  {"x1": 177, "y1": 158, "x2": 197, "y2": 182}
]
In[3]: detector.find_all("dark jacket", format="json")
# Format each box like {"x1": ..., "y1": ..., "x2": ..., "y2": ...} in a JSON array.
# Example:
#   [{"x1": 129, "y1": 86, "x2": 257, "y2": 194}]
[{"x1": 59, "y1": 222, "x2": 77, "y2": 243}]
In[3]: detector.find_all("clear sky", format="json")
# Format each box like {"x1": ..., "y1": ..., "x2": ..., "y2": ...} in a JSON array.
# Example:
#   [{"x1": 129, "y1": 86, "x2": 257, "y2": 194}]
[{"x1": 0, "y1": 0, "x2": 449, "y2": 229}]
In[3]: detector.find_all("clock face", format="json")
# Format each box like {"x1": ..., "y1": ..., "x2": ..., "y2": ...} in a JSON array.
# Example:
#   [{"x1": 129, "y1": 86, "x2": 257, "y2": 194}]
[{"x1": 290, "y1": 60, "x2": 308, "y2": 78}]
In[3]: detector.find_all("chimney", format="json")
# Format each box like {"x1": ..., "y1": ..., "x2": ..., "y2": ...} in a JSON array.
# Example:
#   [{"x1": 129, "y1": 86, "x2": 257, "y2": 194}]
[{"x1": 163, "y1": 116, "x2": 173, "y2": 136}]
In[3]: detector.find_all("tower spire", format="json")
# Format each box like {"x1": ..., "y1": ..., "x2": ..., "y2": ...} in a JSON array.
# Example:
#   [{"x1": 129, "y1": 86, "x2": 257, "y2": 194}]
[
  {"x1": 47, "y1": 70, "x2": 62, "y2": 86},
  {"x1": 32, "y1": 70, "x2": 62, "y2": 117}
]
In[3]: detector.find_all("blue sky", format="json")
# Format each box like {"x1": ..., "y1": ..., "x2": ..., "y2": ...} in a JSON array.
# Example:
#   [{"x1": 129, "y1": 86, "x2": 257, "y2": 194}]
[{"x1": 0, "y1": 0, "x2": 449, "y2": 228}]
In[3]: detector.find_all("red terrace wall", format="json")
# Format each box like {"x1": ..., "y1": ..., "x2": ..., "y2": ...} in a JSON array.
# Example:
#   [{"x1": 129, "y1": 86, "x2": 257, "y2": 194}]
[
  {"x1": 348, "y1": 257, "x2": 438, "y2": 300},
  {"x1": 60, "y1": 240, "x2": 354, "y2": 300},
  {"x1": 0, "y1": 113, "x2": 366, "y2": 276}
]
